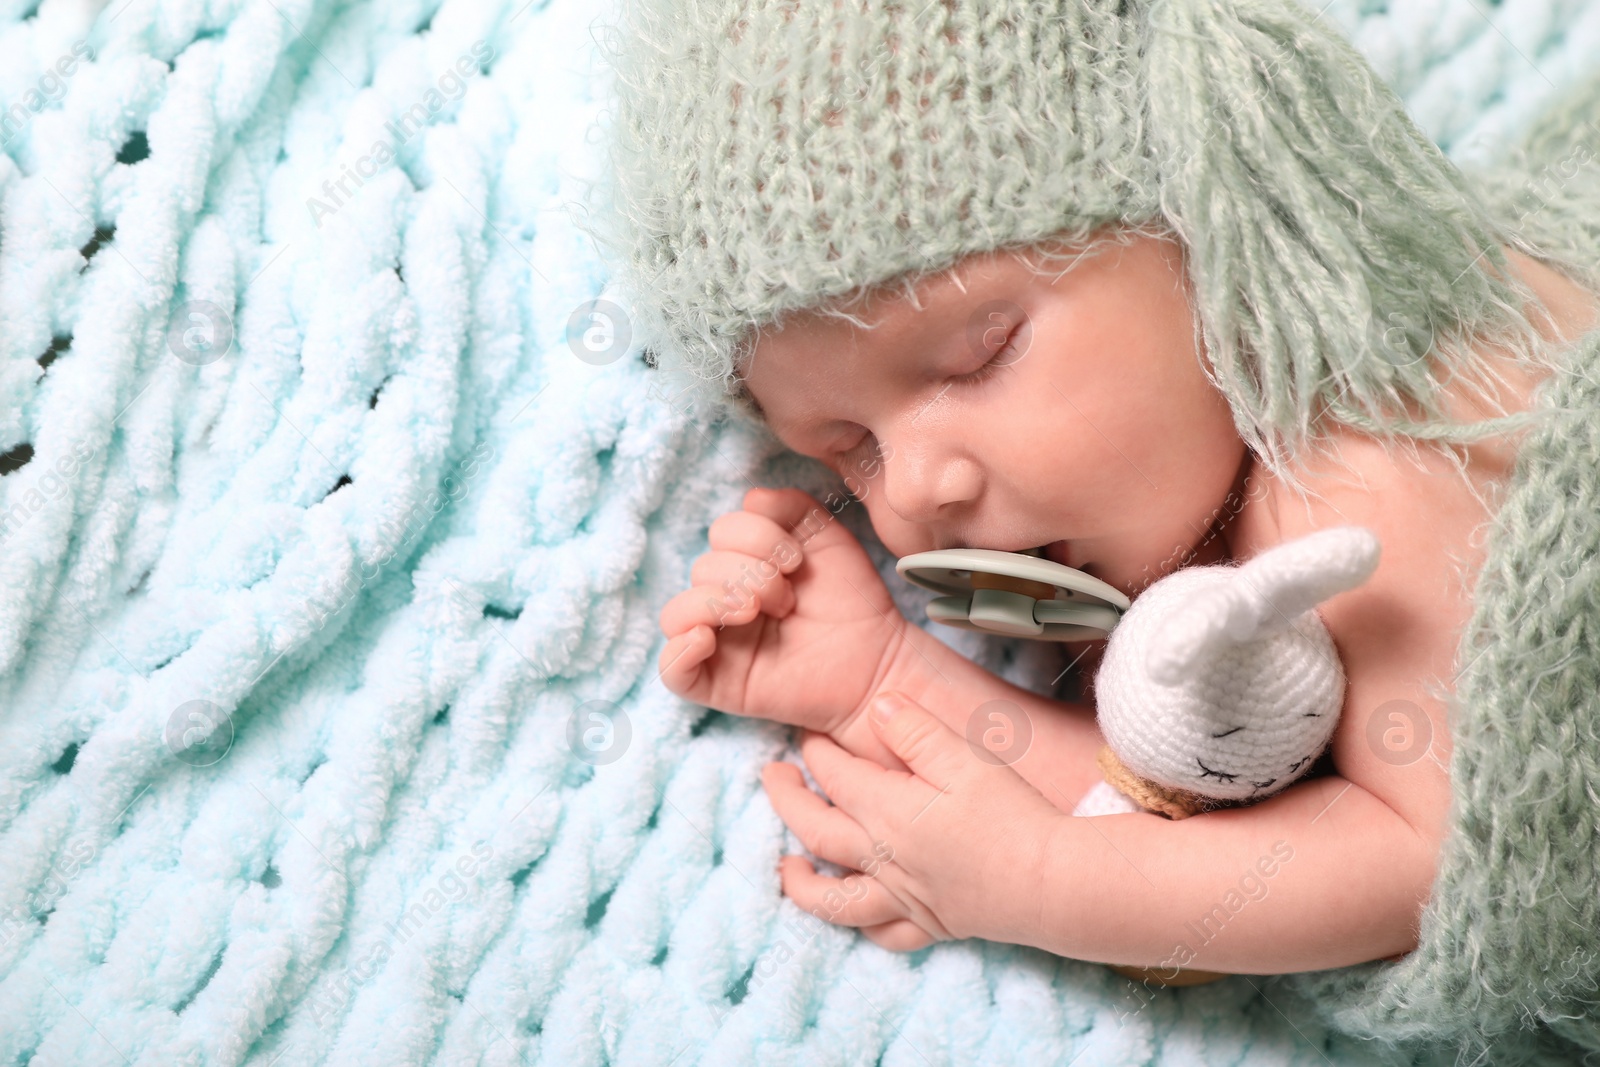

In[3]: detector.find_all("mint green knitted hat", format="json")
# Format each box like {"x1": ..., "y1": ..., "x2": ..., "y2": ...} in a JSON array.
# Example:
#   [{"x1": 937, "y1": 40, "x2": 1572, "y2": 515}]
[{"x1": 581, "y1": 0, "x2": 1564, "y2": 487}]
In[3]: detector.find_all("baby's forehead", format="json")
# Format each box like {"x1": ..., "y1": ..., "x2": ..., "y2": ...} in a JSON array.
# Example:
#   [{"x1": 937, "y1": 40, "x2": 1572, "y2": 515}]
[
  {"x1": 759, "y1": 247, "x2": 1028, "y2": 336},
  {"x1": 739, "y1": 232, "x2": 1130, "y2": 385}
]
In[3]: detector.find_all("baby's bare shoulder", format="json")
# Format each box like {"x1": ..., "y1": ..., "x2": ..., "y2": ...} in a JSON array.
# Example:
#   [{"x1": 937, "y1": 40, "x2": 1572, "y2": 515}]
[
  {"x1": 1240, "y1": 248, "x2": 1599, "y2": 849},
  {"x1": 1263, "y1": 436, "x2": 1497, "y2": 854}
]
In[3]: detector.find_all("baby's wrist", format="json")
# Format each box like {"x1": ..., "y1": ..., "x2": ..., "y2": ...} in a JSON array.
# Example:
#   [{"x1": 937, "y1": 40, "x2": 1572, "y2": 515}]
[
  {"x1": 828, "y1": 706, "x2": 909, "y2": 772},
  {"x1": 991, "y1": 810, "x2": 1076, "y2": 952},
  {"x1": 824, "y1": 624, "x2": 955, "y2": 770},
  {"x1": 876, "y1": 619, "x2": 965, "y2": 699}
]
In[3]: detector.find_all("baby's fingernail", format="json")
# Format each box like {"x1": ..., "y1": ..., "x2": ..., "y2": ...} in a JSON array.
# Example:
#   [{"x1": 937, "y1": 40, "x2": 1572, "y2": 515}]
[{"x1": 872, "y1": 693, "x2": 901, "y2": 722}]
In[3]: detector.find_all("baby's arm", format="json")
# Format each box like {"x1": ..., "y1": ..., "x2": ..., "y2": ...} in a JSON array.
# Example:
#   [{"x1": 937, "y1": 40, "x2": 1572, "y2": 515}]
[
  {"x1": 828, "y1": 613, "x2": 1111, "y2": 812},
  {"x1": 1032, "y1": 775, "x2": 1433, "y2": 974},
  {"x1": 818, "y1": 615, "x2": 1433, "y2": 974},
  {"x1": 771, "y1": 683, "x2": 1432, "y2": 974}
]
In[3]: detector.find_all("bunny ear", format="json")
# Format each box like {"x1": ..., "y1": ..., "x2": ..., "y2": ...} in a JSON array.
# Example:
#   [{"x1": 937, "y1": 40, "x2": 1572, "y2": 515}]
[
  {"x1": 1146, "y1": 526, "x2": 1381, "y2": 686},
  {"x1": 1230, "y1": 525, "x2": 1383, "y2": 631}
]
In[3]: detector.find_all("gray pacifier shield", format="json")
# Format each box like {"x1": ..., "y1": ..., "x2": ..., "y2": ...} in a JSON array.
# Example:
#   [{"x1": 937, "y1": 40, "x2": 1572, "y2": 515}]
[{"x1": 895, "y1": 548, "x2": 1129, "y2": 641}]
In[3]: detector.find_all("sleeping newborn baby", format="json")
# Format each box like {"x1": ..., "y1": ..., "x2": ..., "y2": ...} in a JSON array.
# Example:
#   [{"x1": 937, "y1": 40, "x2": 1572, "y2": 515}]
[
  {"x1": 596, "y1": 0, "x2": 1600, "y2": 993},
  {"x1": 655, "y1": 229, "x2": 1598, "y2": 976}
]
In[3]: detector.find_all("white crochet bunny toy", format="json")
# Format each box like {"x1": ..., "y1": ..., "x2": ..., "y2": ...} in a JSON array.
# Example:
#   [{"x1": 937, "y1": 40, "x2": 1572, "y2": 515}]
[{"x1": 1070, "y1": 526, "x2": 1382, "y2": 819}]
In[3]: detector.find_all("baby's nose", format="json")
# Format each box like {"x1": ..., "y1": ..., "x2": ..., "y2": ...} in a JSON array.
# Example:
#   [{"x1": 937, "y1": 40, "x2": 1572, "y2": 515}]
[{"x1": 878, "y1": 438, "x2": 982, "y2": 524}]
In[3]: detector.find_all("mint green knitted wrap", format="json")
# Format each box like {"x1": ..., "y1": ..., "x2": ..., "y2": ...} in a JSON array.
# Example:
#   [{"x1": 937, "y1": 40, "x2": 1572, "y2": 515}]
[
  {"x1": 1265, "y1": 76, "x2": 1600, "y2": 1064},
  {"x1": 1277, "y1": 323, "x2": 1600, "y2": 1063},
  {"x1": 584, "y1": 0, "x2": 1572, "y2": 493}
]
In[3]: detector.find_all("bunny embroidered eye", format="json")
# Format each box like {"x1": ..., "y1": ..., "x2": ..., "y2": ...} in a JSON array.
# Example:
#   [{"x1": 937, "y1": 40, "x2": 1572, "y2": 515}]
[{"x1": 1195, "y1": 758, "x2": 1238, "y2": 783}]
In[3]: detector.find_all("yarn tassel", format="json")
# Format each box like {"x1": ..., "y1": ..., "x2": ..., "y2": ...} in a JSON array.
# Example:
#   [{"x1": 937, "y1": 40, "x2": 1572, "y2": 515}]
[{"x1": 1141, "y1": 0, "x2": 1562, "y2": 496}]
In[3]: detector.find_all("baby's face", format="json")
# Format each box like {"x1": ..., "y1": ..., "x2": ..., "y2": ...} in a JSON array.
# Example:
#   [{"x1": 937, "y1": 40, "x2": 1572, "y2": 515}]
[{"x1": 741, "y1": 230, "x2": 1251, "y2": 597}]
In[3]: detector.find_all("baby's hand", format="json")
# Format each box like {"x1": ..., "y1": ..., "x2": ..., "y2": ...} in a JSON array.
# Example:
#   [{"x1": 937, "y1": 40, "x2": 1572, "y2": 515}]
[
  {"x1": 657, "y1": 487, "x2": 906, "y2": 741},
  {"x1": 761, "y1": 692, "x2": 1066, "y2": 953}
]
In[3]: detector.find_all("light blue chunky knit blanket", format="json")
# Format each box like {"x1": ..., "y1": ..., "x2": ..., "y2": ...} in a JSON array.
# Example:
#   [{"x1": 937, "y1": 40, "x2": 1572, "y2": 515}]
[{"x1": 2, "y1": 1, "x2": 1598, "y2": 1065}]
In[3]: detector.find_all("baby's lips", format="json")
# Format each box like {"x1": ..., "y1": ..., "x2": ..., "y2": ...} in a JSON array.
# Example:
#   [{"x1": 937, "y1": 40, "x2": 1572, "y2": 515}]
[{"x1": 1043, "y1": 539, "x2": 1074, "y2": 569}]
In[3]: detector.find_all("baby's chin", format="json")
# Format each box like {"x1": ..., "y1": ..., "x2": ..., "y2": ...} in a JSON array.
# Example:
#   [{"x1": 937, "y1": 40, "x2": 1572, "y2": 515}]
[{"x1": 1078, "y1": 554, "x2": 1167, "y2": 602}]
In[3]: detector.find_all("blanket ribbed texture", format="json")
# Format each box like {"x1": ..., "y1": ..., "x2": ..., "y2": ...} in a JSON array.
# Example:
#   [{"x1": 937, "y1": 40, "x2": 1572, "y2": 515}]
[{"x1": 0, "y1": 1, "x2": 1597, "y2": 1065}]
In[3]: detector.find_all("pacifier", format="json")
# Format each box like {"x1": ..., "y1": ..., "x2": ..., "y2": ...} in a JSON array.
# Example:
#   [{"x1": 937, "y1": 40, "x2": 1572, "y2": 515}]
[{"x1": 895, "y1": 547, "x2": 1130, "y2": 641}]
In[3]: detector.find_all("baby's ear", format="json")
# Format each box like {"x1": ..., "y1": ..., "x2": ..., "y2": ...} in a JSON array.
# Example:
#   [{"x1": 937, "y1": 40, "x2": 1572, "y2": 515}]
[{"x1": 1139, "y1": 0, "x2": 1514, "y2": 471}]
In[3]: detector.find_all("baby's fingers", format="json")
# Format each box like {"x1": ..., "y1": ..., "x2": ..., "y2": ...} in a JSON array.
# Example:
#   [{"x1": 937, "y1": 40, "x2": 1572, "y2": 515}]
[
  {"x1": 860, "y1": 919, "x2": 937, "y2": 953},
  {"x1": 778, "y1": 855, "x2": 905, "y2": 929},
  {"x1": 709, "y1": 501, "x2": 805, "y2": 574},
  {"x1": 656, "y1": 623, "x2": 714, "y2": 695},
  {"x1": 762, "y1": 761, "x2": 875, "y2": 869},
  {"x1": 741, "y1": 486, "x2": 860, "y2": 557},
  {"x1": 658, "y1": 583, "x2": 763, "y2": 638},
  {"x1": 690, "y1": 550, "x2": 795, "y2": 617}
]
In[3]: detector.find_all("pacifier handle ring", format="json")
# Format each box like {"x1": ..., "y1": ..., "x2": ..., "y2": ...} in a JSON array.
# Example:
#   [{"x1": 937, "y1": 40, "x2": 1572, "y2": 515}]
[
  {"x1": 895, "y1": 548, "x2": 1130, "y2": 609},
  {"x1": 896, "y1": 547, "x2": 1129, "y2": 642}
]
